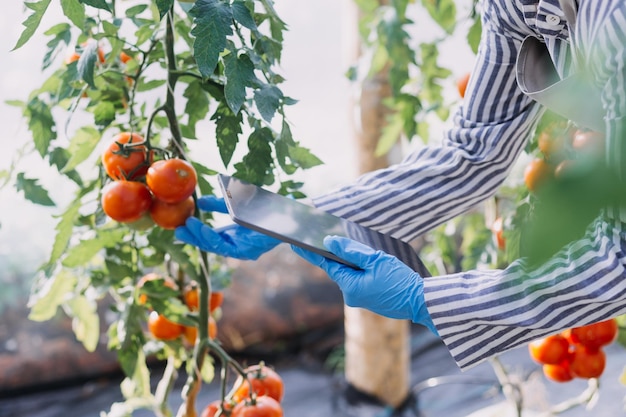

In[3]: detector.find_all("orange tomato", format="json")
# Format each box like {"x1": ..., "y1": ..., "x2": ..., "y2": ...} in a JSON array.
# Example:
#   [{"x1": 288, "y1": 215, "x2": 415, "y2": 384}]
[
  {"x1": 146, "y1": 158, "x2": 197, "y2": 204},
  {"x1": 150, "y1": 196, "x2": 195, "y2": 230},
  {"x1": 456, "y1": 72, "x2": 470, "y2": 99},
  {"x1": 569, "y1": 345, "x2": 606, "y2": 379},
  {"x1": 183, "y1": 317, "x2": 218, "y2": 345},
  {"x1": 231, "y1": 395, "x2": 283, "y2": 417},
  {"x1": 524, "y1": 158, "x2": 552, "y2": 193},
  {"x1": 232, "y1": 364, "x2": 284, "y2": 403},
  {"x1": 148, "y1": 311, "x2": 184, "y2": 341},
  {"x1": 568, "y1": 318, "x2": 618, "y2": 351},
  {"x1": 543, "y1": 361, "x2": 575, "y2": 383},
  {"x1": 528, "y1": 334, "x2": 571, "y2": 365},
  {"x1": 184, "y1": 284, "x2": 224, "y2": 313},
  {"x1": 101, "y1": 180, "x2": 153, "y2": 223},
  {"x1": 491, "y1": 217, "x2": 505, "y2": 250},
  {"x1": 102, "y1": 132, "x2": 152, "y2": 180}
]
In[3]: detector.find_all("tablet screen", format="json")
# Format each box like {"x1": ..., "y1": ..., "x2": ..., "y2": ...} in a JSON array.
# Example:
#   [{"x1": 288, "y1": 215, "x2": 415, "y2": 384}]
[{"x1": 218, "y1": 174, "x2": 430, "y2": 276}]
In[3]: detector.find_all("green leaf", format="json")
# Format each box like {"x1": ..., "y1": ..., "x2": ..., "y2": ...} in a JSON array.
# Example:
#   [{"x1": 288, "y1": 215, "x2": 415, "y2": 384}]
[
  {"x1": 118, "y1": 346, "x2": 151, "y2": 397},
  {"x1": 62, "y1": 229, "x2": 127, "y2": 267},
  {"x1": 224, "y1": 52, "x2": 256, "y2": 114},
  {"x1": 43, "y1": 23, "x2": 72, "y2": 70},
  {"x1": 234, "y1": 127, "x2": 274, "y2": 184},
  {"x1": 254, "y1": 84, "x2": 282, "y2": 122},
  {"x1": 155, "y1": 0, "x2": 175, "y2": 19},
  {"x1": 376, "y1": 113, "x2": 403, "y2": 156},
  {"x1": 421, "y1": 0, "x2": 457, "y2": 34},
  {"x1": 78, "y1": 0, "x2": 111, "y2": 12},
  {"x1": 61, "y1": 0, "x2": 85, "y2": 29},
  {"x1": 28, "y1": 269, "x2": 78, "y2": 321},
  {"x1": 49, "y1": 198, "x2": 82, "y2": 266},
  {"x1": 92, "y1": 100, "x2": 116, "y2": 127},
  {"x1": 183, "y1": 80, "x2": 210, "y2": 137},
  {"x1": 62, "y1": 126, "x2": 101, "y2": 173},
  {"x1": 25, "y1": 97, "x2": 56, "y2": 157},
  {"x1": 200, "y1": 355, "x2": 215, "y2": 383},
  {"x1": 467, "y1": 15, "x2": 482, "y2": 55},
  {"x1": 67, "y1": 296, "x2": 100, "y2": 352},
  {"x1": 211, "y1": 101, "x2": 242, "y2": 167},
  {"x1": 12, "y1": 0, "x2": 53, "y2": 51},
  {"x1": 49, "y1": 147, "x2": 83, "y2": 185},
  {"x1": 147, "y1": 229, "x2": 199, "y2": 282},
  {"x1": 190, "y1": 0, "x2": 233, "y2": 77},
  {"x1": 231, "y1": 0, "x2": 258, "y2": 32},
  {"x1": 77, "y1": 41, "x2": 99, "y2": 88},
  {"x1": 15, "y1": 173, "x2": 56, "y2": 206}
]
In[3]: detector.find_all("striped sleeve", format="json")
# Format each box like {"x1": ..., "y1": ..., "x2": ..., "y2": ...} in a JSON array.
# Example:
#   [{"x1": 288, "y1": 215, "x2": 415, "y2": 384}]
[
  {"x1": 424, "y1": 216, "x2": 626, "y2": 370},
  {"x1": 312, "y1": 0, "x2": 542, "y2": 242},
  {"x1": 425, "y1": 1, "x2": 626, "y2": 371}
]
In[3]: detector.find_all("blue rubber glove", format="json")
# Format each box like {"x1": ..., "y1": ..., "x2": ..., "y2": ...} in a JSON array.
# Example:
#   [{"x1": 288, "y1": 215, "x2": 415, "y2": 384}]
[
  {"x1": 291, "y1": 235, "x2": 438, "y2": 335},
  {"x1": 174, "y1": 196, "x2": 281, "y2": 260}
]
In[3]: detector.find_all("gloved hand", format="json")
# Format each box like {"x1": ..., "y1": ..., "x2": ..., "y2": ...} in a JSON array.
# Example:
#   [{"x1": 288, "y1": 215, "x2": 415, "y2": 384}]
[
  {"x1": 174, "y1": 196, "x2": 281, "y2": 260},
  {"x1": 291, "y1": 235, "x2": 438, "y2": 335}
]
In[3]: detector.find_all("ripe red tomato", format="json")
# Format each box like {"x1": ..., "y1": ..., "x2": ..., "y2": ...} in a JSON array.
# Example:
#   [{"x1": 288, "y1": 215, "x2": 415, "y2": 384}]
[
  {"x1": 528, "y1": 334, "x2": 571, "y2": 365},
  {"x1": 150, "y1": 196, "x2": 195, "y2": 230},
  {"x1": 201, "y1": 400, "x2": 234, "y2": 417},
  {"x1": 232, "y1": 364, "x2": 284, "y2": 403},
  {"x1": 146, "y1": 158, "x2": 197, "y2": 203},
  {"x1": 543, "y1": 361, "x2": 574, "y2": 383},
  {"x1": 568, "y1": 318, "x2": 618, "y2": 350},
  {"x1": 231, "y1": 396, "x2": 283, "y2": 417},
  {"x1": 456, "y1": 72, "x2": 470, "y2": 98},
  {"x1": 102, "y1": 132, "x2": 153, "y2": 180},
  {"x1": 148, "y1": 311, "x2": 184, "y2": 341},
  {"x1": 101, "y1": 180, "x2": 153, "y2": 223},
  {"x1": 569, "y1": 345, "x2": 606, "y2": 379}
]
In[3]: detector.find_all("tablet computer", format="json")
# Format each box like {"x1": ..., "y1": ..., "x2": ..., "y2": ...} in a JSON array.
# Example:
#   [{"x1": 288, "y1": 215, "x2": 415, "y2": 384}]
[{"x1": 217, "y1": 174, "x2": 430, "y2": 277}]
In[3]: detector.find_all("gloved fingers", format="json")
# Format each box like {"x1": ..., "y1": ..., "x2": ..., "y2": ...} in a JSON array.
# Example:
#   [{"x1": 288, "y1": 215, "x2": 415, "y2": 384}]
[
  {"x1": 290, "y1": 245, "x2": 328, "y2": 269},
  {"x1": 196, "y1": 195, "x2": 228, "y2": 214},
  {"x1": 175, "y1": 217, "x2": 205, "y2": 246},
  {"x1": 323, "y1": 235, "x2": 378, "y2": 269}
]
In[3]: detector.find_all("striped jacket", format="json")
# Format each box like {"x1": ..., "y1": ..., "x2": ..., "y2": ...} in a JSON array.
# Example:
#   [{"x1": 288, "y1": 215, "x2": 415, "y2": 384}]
[{"x1": 312, "y1": 0, "x2": 626, "y2": 370}]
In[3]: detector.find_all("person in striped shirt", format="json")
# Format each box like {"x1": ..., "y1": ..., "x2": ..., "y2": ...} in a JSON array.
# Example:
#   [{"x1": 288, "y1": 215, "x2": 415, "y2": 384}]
[{"x1": 176, "y1": 0, "x2": 626, "y2": 370}]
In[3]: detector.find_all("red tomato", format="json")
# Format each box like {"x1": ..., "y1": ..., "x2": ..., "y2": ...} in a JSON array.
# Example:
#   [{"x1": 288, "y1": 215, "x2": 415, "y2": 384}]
[
  {"x1": 102, "y1": 132, "x2": 152, "y2": 180},
  {"x1": 568, "y1": 318, "x2": 618, "y2": 350},
  {"x1": 150, "y1": 196, "x2": 195, "y2": 230},
  {"x1": 232, "y1": 364, "x2": 284, "y2": 403},
  {"x1": 231, "y1": 396, "x2": 283, "y2": 417},
  {"x1": 184, "y1": 284, "x2": 224, "y2": 313},
  {"x1": 543, "y1": 361, "x2": 575, "y2": 383},
  {"x1": 201, "y1": 399, "x2": 234, "y2": 417},
  {"x1": 528, "y1": 334, "x2": 571, "y2": 365},
  {"x1": 491, "y1": 217, "x2": 505, "y2": 250},
  {"x1": 569, "y1": 345, "x2": 606, "y2": 379},
  {"x1": 146, "y1": 158, "x2": 197, "y2": 203},
  {"x1": 101, "y1": 180, "x2": 153, "y2": 223}
]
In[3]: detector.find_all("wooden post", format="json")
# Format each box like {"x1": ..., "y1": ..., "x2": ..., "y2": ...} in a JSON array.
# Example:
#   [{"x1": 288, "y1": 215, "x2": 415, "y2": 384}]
[{"x1": 340, "y1": 0, "x2": 410, "y2": 408}]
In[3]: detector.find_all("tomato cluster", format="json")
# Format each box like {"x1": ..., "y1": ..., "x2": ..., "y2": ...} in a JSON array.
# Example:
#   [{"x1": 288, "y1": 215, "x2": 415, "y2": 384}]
[
  {"x1": 100, "y1": 132, "x2": 197, "y2": 230},
  {"x1": 528, "y1": 318, "x2": 619, "y2": 383},
  {"x1": 201, "y1": 363, "x2": 285, "y2": 417},
  {"x1": 138, "y1": 273, "x2": 224, "y2": 344},
  {"x1": 524, "y1": 125, "x2": 605, "y2": 194}
]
